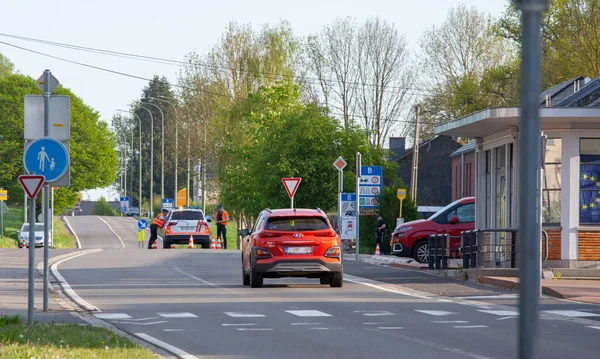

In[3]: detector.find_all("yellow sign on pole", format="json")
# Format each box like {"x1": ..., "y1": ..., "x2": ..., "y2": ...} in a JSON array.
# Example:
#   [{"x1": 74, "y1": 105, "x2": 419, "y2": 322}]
[
  {"x1": 176, "y1": 188, "x2": 187, "y2": 208},
  {"x1": 0, "y1": 189, "x2": 7, "y2": 201},
  {"x1": 397, "y1": 188, "x2": 406, "y2": 218}
]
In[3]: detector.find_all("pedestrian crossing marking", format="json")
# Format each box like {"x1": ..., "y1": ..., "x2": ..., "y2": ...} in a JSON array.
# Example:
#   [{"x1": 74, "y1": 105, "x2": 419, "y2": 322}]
[
  {"x1": 478, "y1": 310, "x2": 519, "y2": 316},
  {"x1": 286, "y1": 310, "x2": 332, "y2": 317},
  {"x1": 93, "y1": 313, "x2": 132, "y2": 320},
  {"x1": 224, "y1": 312, "x2": 265, "y2": 318},
  {"x1": 543, "y1": 310, "x2": 600, "y2": 318},
  {"x1": 415, "y1": 310, "x2": 456, "y2": 316},
  {"x1": 354, "y1": 310, "x2": 395, "y2": 316},
  {"x1": 158, "y1": 312, "x2": 198, "y2": 318},
  {"x1": 454, "y1": 325, "x2": 488, "y2": 329}
]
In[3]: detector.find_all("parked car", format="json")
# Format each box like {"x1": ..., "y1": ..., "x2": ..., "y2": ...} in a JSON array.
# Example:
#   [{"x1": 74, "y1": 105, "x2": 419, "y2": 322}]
[
  {"x1": 241, "y1": 208, "x2": 343, "y2": 288},
  {"x1": 18, "y1": 223, "x2": 53, "y2": 248},
  {"x1": 163, "y1": 208, "x2": 211, "y2": 249},
  {"x1": 390, "y1": 197, "x2": 475, "y2": 263},
  {"x1": 125, "y1": 207, "x2": 140, "y2": 217}
]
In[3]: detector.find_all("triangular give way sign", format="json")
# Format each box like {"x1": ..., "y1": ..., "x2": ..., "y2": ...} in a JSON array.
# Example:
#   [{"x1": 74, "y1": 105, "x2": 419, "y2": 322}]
[
  {"x1": 19, "y1": 175, "x2": 45, "y2": 199},
  {"x1": 282, "y1": 177, "x2": 302, "y2": 198}
]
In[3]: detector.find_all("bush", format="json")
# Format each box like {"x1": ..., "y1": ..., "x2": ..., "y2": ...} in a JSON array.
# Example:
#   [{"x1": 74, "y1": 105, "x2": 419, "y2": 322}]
[{"x1": 91, "y1": 196, "x2": 117, "y2": 216}]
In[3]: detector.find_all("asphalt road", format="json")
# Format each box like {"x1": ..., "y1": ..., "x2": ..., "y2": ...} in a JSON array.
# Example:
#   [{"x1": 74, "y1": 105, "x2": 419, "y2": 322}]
[{"x1": 53, "y1": 216, "x2": 600, "y2": 359}]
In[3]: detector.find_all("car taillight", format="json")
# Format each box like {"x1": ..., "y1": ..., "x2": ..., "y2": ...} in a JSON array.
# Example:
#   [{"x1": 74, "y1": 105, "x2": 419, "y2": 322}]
[
  {"x1": 255, "y1": 247, "x2": 273, "y2": 259},
  {"x1": 324, "y1": 246, "x2": 341, "y2": 258},
  {"x1": 314, "y1": 230, "x2": 337, "y2": 237},
  {"x1": 258, "y1": 232, "x2": 282, "y2": 238}
]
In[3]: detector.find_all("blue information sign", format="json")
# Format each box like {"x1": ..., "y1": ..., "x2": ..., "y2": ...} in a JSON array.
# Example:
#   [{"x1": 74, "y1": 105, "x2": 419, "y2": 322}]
[
  {"x1": 341, "y1": 193, "x2": 357, "y2": 216},
  {"x1": 162, "y1": 198, "x2": 174, "y2": 210},
  {"x1": 137, "y1": 219, "x2": 148, "y2": 230},
  {"x1": 23, "y1": 137, "x2": 69, "y2": 183},
  {"x1": 359, "y1": 166, "x2": 382, "y2": 209}
]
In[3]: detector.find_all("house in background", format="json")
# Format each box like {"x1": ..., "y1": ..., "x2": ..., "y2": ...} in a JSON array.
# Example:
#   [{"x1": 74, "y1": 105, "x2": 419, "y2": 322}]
[
  {"x1": 392, "y1": 136, "x2": 462, "y2": 207},
  {"x1": 435, "y1": 76, "x2": 600, "y2": 268},
  {"x1": 451, "y1": 140, "x2": 476, "y2": 201}
]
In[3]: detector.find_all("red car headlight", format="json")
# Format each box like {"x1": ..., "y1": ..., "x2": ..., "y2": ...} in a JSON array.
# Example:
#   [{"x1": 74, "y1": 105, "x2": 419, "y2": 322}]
[{"x1": 324, "y1": 246, "x2": 341, "y2": 258}]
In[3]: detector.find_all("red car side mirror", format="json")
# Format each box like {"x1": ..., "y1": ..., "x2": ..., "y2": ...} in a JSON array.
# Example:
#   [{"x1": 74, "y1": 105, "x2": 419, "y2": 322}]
[{"x1": 450, "y1": 215, "x2": 459, "y2": 224}]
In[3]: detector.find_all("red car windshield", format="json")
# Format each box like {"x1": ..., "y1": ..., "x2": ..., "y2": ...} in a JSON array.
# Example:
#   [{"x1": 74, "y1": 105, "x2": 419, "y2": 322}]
[{"x1": 265, "y1": 216, "x2": 329, "y2": 231}]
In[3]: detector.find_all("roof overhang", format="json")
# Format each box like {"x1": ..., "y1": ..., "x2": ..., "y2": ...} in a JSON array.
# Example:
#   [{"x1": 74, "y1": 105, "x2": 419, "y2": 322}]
[{"x1": 435, "y1": 107, "x2": 600, "y2": 138}]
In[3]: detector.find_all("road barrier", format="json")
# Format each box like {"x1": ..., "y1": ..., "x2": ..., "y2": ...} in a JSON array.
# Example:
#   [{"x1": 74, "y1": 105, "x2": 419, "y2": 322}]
[{"x1": 428, "y1": 234, "x2": 448, "y2": 270}]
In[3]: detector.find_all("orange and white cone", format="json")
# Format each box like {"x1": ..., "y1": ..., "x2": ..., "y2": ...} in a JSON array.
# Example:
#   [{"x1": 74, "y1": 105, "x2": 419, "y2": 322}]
[
  {"x1": 210, "y1": 237, "x2": 216, "y2": 249},
  {"x1": 216, "y1": 237, "x2": 222, "y2": 250},
  {"x1": 151, "y1": 241, "x2": 158, "y2": 249},
  {"x1": 375, "y1": 243, "x2": 381, "y2": 256},
  {"x1": 188, "y1": 235, "x2": 194, "y2": 249},
  {"x1": 170, "y1": 243, "x2": 176, "y2": 249}
]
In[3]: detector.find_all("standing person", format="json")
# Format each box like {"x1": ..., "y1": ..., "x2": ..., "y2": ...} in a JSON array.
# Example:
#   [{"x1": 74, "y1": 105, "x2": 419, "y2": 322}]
[
  {"x1": 214, "y1": 204, "x2": 229, "y2": 249},
  {"x1": 148, "y1": 208, "x2": 169, "y2": 249},
  {"x1": 376, "y1": 215, "x2": 386, "y2": 255}
]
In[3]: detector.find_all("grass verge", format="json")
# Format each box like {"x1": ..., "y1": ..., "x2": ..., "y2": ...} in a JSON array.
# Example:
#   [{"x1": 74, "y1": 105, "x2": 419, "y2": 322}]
[{"x1": 0, "y1": 315, "x2": 157, "y2": 359}]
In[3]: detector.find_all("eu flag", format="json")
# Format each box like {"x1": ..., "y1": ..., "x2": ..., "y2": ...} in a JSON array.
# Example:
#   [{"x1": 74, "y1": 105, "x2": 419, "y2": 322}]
[{"x1": 579, "y1": 160, "x2": 600, "y2": 224}]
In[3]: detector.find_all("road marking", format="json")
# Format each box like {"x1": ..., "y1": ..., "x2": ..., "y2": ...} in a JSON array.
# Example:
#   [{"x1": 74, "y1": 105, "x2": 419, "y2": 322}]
[
  {"x1": 94, "y1": 313, "x2": 132, "y2": 320},
  {"x1": 588, "y1": 326, "x2": 600, "y2": 330},
  {"x1": 363, "y1": 322, "x2": 387, "y2": 325},
  {"x1": 415, "y1": 310, "x2": 456, "y2": 316},
  {"x1": 286, "y1": 310, "x2": 332, "y2": 317},
  {"x1": 456, "y1": 294, "x2": 519, "y2": 300},
  {"x1": 543, "y1": 310, "x2": 600, "y2": 317},
  {"x1": 62, "y1": 216, "x2": 81, "y2": 249},
  {"x1": 236, "y1": 328, "x2": 273, "y2": 331},
  {"x1": 344, "y1": 274, "x2": 432, "y2": 299},
  {"x1": 51, "y1": 250, "x2": 103, "y2": 312},
  {"x1": 168, "y1": 258, "x2": 239, "y2": 295},
  {"x1": 225, "y1": 312, "x2": 265, "y2": 318},
  {"x1": 163, "y1": 329, "x2": 186, "y2": 332},
  {"x1": 222, "y1": 323, "x2": 258, "y2": 326},
  {"x1": 454, "y1": 325, "x2": 488, "y2": 329},
  {"x1": 96, "y1": 216, "x2": 126, "y2": 248},
  {"x1": 432, "y1": 320, "x2": 469, "y2": 324},
  {"x1": 291, "y1": 322, "x2": 322, "y2": 326},
  {"x1": 377, "y1": 327, "x2": 404, "y2": 330},
  {"x1": 354, "y1": 310, "x2": 395, "y2": 316},
  {"x1": 158, "y1": 312, "x2": 198, "y2": 318},
  {"x1": 134, "y1": 333, "x2": 198, "y2": 359},
  {"x1": 112, "y1": 321, "x2": 168, "y2": 325},
  {"x1": 109, "y1": 317, "x2": 159, "y2": 322},
  {"x1": 497, "y1": 316, "x2": 517, "y2": 321},
  {"x1": 478, "y1": 310, "x2": 519, "y2": 316}
]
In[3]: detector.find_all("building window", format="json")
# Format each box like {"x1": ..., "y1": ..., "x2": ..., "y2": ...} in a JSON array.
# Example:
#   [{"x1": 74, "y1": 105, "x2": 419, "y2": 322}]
[
  {"x1": 580, "y1": 138, "x2": 600, "y2": 224},
  {"x1": 543, "y1": 138, "x2": 561, "y2": 224}
]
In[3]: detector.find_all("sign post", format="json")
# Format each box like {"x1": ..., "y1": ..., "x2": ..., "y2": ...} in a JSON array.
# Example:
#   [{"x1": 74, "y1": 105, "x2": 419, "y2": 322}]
[
  {"x1": 18, "y1": 175, "x2": 45, "y2": 326},
  {"x1": 120, "y1": 196, "x2": 130, "y2": 215},
  {"x1": 355, "y1": 153, "x2": 361, "y2": 261},
  {"x1": 332, "y1": 156, "x2": 347, "y2": 232},
  {"x1": 0, "y1": 188, "x2": 7, "y2": 238},
  {"x1": 137, "y1": 219, "x2": 148, "y2": 248},
  {"x1": 282, "y1": 178, "x2": 301, "y2": 209}
]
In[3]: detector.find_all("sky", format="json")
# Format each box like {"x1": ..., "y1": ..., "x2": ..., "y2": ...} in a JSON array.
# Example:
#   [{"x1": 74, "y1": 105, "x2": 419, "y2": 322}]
[{"x1": 0, "y1": 0, "x2": 510, "y2": 200}]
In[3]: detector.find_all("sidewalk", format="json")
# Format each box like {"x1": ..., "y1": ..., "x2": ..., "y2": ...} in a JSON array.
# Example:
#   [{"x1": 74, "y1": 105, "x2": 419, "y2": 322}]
[{"x1": 355, "y1": 254, "x2": 600, "y2": 305}]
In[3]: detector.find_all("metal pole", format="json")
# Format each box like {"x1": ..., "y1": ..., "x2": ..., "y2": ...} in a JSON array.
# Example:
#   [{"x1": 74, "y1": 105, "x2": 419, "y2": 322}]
[
  {"x1": 515, "y1": 1, "x2": 547, "y2": 358},
  {"x1": 202, "y1": 121, "x2": 207, "y2": 213},
  {"x1": 24, "y1": 192, "x2": 27, "y2": 223},
  {"x1": 175, "y1": 117, "x2": 178, "y2": 205},
  {"x1": 410, "y1": 104, "x2": 421, "y2": 203},
  {"x1": 138, "y1": 106, "x2": 154, "y2": 218},
  {"x1": 117, "y1": 110, "x2": 143, "y2": 212},
  {"x1": 337, "y1": 170, "x2": 342, "y2": 232},
  {"x1": 142, "y1": 102, "x2": 164, "y2": 200},
  {"x1": 355, "y1": 152, "x2": 361, "y2": 261},
  {"x1": 27, "y1": 197, "x2": 35, "y2": 325},
  {"x1": 43, "y1": 70, "x2": 50, "y2": 312},
  {"x1": 1, "y1": 199, "x2": 4, "y2": 238}
]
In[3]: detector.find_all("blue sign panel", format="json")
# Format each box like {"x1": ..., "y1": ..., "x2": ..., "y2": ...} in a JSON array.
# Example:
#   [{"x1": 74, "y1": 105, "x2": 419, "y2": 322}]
[
  {"x1": 137, "y1": 219, "x2": 148, "y2": 230},
  {"x1": 341, "y1": 193, "x2": 357, "y2": 216},
  {"x1": 359, "y1": 166, "x2": 382, "y2": 209},
  {"x1": 120, "y1": 196, "x2": 130, "y2": 213},
  {"x1": 162, "y1": 198, "x2": 174, "y2": 210},
  {"x1": 23, "y1": 137, "x2": 69, "y2": 182}
]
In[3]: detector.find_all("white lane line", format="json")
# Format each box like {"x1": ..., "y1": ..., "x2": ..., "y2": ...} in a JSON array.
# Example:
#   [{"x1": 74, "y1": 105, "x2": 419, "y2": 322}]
[
  {"x1": 222, "y1": 323, "x2": 258, "y2": 327},
  {"x1": 543, "y1": 310, "x2": 600, "y2": 318},
  {"x1": 96, "y1": 216, "x2": 126, "y2": 248},
  {"x1": 354, "y1": 310, "x2": 395, "y2": 316},
  {"x1": 291, "y1": 322, "x2": 321, "y2": 326},
  {"x1": 432, "y1": 320, "x2": 469, "y2": 324},
  {"x1": 478, "y1": 310, "x2": 519, "y2": 316},
  {"x1": 236, "y1": 328, "x2": 273, "y2": 331},
  {"x1": 51, "y1": 250, "x2": 103, "y2": 312},
  {"x1": 344, "y1": 274, "x2": 431, "y2": 300},
  {"x1": 286, "y1": 310, "x2": 332, "y2": 317},
  {"x1": 168, "y1": 258, "x2": 239, "y2": 295},
  {"x1": 94, "y1": 313, "x2": 132, "y2": 320},
  {"x1": 134, "y1": 332, "x2": 198, "y2": 359},
  {"x1": 62, "y1": 216, "x2": 81, "y2": 249},
  {"x1": 588, "y1": 326, "x2": 600, "y2": 330},
  {"x1": 415, "y1": 310, "x2": 456, "y2": 316},
  {"x1": 454, "y1": 325, "x2": 488, "y2": 329},
  {"x1": 108, "y1": 317, "x2": 159, "y2": 322},
  {"x1": 363, "y1": 322, "x2": 386, "y2": 325},
  {"x1": 163, "y1": 329, "x2": 186, "y2": 332},
  {"x1": 112, "y1": 321, "x2": 168, "y2": 325},
  {"x1": 497, "y1": 316, "x2": 518, "y2": 321},
  {"x1": 225, "y1": 312, "x2": 265, "y2": 318},
  {"x1": 456, "y1": 294, "x2": 519, "y2": 300},
  {"x1": 377, "y1": 327, "x2": 404, "y2": 330},
  {"x1": 157, "y1": 312, "x2": 198, "y2": 318}
]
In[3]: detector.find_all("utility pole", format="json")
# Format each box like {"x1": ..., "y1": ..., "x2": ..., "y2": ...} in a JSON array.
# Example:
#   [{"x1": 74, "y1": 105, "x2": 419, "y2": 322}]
[{"x1": 410, "y1": 104, "x2": 421, "y2": 204}]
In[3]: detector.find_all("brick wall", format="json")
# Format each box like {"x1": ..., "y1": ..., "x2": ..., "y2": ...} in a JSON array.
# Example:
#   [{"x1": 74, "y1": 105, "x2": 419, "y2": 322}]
[
  {"x1": 578, "y1": 230, "x2": 600, "y2": 260},
  {"x1": 543, "y1": 229, "x2": 561, "y2": 260}
]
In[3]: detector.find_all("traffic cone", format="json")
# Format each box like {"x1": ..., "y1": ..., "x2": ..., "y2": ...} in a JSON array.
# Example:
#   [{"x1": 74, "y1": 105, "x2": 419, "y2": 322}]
[
  {"x1": 188, "y1": 235, "x2": 194, "y2": 249},
  {"x1": 151, "y1": 241, "x2": 158, "y2": 249},
  {"x1": 375, "y1": 243, "x2": 381, "y2": 256},
  {"x1": 170, "y1": 244, "x2": 176, "y2": 249},
  {"x1": 216, "y1": 236, "x2": 222, "y2": 250},
  {"x1": 210, "y1": 237, "x2": 216, "y2": 249}
]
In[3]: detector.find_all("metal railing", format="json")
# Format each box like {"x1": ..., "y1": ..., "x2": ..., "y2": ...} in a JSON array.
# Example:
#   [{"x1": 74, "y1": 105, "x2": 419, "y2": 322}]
[
  {"x1": 428, "y1": 234, "x2": 448, "y2": 270},
  {"x1": 542, "y1": 229, "x2": 548, "y2": 262},
  {"x1": 460, "y1": 228, "x2": 518, "y2": 269}
]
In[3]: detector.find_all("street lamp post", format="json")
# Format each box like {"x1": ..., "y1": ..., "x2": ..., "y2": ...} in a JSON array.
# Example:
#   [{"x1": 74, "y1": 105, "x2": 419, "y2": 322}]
[
  {"x1": 136, "y1": 105, "x2": 154, "y2": 218},
  {"x1": 141, "y1": 101, "x2": 165, "y2": 201},
  {"x1": 151, "y1": 97, "x2": 181, "y2": 205},
  {"x1": 117, "y1": 110, "x2": 143, "y2": 212}
]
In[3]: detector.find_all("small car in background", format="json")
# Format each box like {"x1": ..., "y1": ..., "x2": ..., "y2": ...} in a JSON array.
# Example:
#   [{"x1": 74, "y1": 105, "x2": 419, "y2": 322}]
[
  {"x1": 241, "y1": 208, "x2": 343, "y2": 288},
  {"x1": 390, "y1": 197, "x2": 475, "y2": 263},
  {"x1": 163, "y1": 208, "x2": 211, "y2": 249},
  {"x1": 125, "y1": 207, "x2": 140, "y2": 217},
  {"x1": 18, "y1": 223, "x2": 53, "y2": 248}
]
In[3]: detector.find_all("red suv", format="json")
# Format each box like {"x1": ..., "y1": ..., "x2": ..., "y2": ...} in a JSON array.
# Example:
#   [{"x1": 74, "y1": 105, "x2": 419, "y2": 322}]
[
  {"x1": 241, "y1": 208, "x2": 343, "y2": 288},
  {"x1": 390, "y1": 197, "x2": 475, "y2": 263}
]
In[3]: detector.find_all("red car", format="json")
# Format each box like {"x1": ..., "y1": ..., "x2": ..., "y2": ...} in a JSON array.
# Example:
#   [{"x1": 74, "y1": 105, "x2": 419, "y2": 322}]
[
  {"x1": 241, "y1": 208, "x2": 343, "y2": 288},
  {"x1": 390, "y1": 197, "x2": 475, "y2": 263}
]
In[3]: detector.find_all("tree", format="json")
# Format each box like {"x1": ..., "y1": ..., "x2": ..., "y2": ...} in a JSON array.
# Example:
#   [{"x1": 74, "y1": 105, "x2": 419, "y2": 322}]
[
  {"x1": 91, "y1": 197, "x2": 116, "y2": 216},
  {"x1": 0, "y1": 53, "x2": 14, "y2": 78},
  {"x1": 496, "y1": 0, "x2": 600, "y2": 87}
]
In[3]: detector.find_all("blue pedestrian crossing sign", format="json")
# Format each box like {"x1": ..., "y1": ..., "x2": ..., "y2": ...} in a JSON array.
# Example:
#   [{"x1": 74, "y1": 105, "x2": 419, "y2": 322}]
[
  {"x1": 137, "y1": 219, "x2": 148, "y2": 230},
  {"x1": 23, "y1": 137, "x2": 69, "y2": 183}
]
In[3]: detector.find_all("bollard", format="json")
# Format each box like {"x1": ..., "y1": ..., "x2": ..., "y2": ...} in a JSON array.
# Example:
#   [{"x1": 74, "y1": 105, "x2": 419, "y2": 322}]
[
  {"x1": 470, "y1": 231, "x2": 477, "y2": 268},
  {"x1": 511, "y1": 231, "x2": 517, "y2": 268},
  {"x1": 441, "y1": 234, "x2": 447, "y2": 270},
  {"x1": 462, "y1": 232, "x2": 469, "y2": 269}
]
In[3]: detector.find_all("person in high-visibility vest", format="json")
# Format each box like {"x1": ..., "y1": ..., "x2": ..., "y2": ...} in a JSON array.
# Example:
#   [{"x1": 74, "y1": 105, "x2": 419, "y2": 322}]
[
  {"x1": 214, "y1": 204, "x2": 229, "y2": 249},
  {"x1": 148, "y1": 208, "x2": 169, "y2": 249}
]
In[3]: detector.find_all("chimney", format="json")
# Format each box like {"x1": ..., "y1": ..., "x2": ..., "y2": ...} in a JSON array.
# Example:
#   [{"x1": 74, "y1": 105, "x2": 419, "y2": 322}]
[{"x1": 389, "y1": 137, "x2": 406, "y2": 162}]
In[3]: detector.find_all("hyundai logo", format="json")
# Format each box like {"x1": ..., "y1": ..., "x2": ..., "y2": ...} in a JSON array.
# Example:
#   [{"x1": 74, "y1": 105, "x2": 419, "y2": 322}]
[{"x1": 293, "y1": 233, "x2": 303, "y2": 238}]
